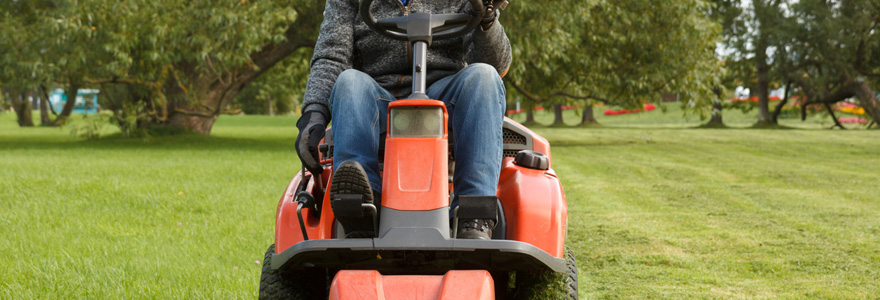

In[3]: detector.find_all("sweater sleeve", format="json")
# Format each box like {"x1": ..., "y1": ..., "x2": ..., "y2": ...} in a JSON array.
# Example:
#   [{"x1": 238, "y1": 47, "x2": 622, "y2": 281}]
[
  {"x1": 463, "y1": 12, "x2": 512, "y2": 77},
  {"x1": 301, "y1": 0, "x2": 359, "y2": 119}
]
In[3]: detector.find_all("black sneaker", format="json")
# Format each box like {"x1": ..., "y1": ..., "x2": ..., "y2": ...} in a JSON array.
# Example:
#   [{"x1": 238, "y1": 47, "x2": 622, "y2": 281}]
[
  {"x1": 457, "y1": 219, "x2": 495, "y2": 240},
  {"x1": 330, "y1": 160, "x2": 377, "y2": 238}
]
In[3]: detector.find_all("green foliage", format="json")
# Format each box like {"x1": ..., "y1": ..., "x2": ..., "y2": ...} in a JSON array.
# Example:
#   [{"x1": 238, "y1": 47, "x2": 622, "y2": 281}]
[
  {"x1": 66, "y1": 112, "x2": 112, "y2": 140},
  {"x1": 33, "y1": 0, "x2": 299, "y2": 81},
  {"x1": 232, "y1": 48, "x2": 313, "y2": 115},
  {"x1": 0, "y1": 93, "x2": 9, "y2": 112},
  {"x1": 504, "y1": 0, "x2": 720, "y2": 117},
  {"x1": 0, "y1": 0, "x2": 322, "y2": 132},
  {"x1": 783, "y1": 0, "x2": 879, "y2": 90},
  {"x1": 714, "y1": 0, "x2": 880, "y2": 122},
  {"x1": 706, "y1": 0, "x2": 746, "y2": 103}
]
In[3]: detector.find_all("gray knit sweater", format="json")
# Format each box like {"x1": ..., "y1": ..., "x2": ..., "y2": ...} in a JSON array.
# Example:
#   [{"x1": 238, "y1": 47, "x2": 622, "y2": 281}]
[{"x1": 301, "y1": 0, "x2": 513, "y2": 119}]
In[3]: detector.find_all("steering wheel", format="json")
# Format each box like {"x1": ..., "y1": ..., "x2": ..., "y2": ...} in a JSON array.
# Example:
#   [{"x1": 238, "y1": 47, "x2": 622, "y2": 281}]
[{"x1": 359, "y1": 0, "x2": 485, "y2": 42}]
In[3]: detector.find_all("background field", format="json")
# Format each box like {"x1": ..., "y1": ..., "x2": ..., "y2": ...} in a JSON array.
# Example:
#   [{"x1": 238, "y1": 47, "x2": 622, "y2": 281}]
[{"x1": 1, "y1": 107, "x2": 878, "y2": 299}]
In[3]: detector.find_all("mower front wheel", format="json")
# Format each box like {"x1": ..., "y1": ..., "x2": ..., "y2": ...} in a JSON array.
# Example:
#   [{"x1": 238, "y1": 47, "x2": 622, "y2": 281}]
[
  {"x1": 512, "y1": 248, "x2": 579, "y2": 299},
  {"x1": 259, "y1": 244, "x2": 330, "y2": 300}
]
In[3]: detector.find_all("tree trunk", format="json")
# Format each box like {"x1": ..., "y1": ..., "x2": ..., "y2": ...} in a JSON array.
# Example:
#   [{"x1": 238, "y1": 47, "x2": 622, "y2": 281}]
[
  {"x1": 39, "y1": 89, "x2": 51, "y2": 125},
  {"x1": 13, "y1": 91, "x2": 34, "y2": 127},
  {"x1": 267, "y1": 98, "x2": 275, "y2": 116},
  {"x1": 708, "y1": 87, "x2": 724, "y2": 126},
  {"x1": 52, "y1": 82, "x2": 80, "y2": 126},
  {"x1": 711, "y1": 101, "x2": 724, "y2": 124},
  {"x1": 771, "y1": 81, "x2": 791, "y2": 124},
  {"x1": 580, "y1": 104, "x2": 598, "y2": 125},
  {"x1": 753, "y1": 0, "x2": 774, "y2": 127},
  {"x1": 552, "y1": 105, "x2": 564, "y2": 126},
  {"x1": 853, "y1": 81, "x2": 880, "y2": 125},
  {"x1": 523, "y1": 107, "x2": 536, "y2": 125},
  {"x1": 754, "y1": 50, "x2": 773, "y2": 126},
  {"x1": 40, "y1": 85, "x2": 58, "y2": 116}
]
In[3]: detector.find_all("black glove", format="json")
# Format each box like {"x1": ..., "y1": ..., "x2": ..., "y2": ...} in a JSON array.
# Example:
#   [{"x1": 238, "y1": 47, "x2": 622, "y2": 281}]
[
  {"x1": 481, "y1": 2, "x2": 497, "y2": 27},
  {"x1": 295, "y1": 111, "x2": 328, "y2": 175},
  {"x1": 480, "y1": 0, "x2": 507, "y2": 30}
]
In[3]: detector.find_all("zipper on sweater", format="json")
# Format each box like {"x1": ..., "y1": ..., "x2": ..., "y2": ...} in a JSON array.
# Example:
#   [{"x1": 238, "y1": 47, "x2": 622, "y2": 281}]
[
  {"x1": 401, "y1": 1, "x2": 413, "y2": 65},
  {"x1": 395, "y1": 0, "x2": 414, "y2": 89}
]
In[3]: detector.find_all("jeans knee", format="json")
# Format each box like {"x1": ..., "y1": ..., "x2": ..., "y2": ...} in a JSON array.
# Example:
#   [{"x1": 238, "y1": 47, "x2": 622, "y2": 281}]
[
  {"x1": 335, "y1": 69, "x2": 372, "y2": 90},
  {"x1": 462, "y1": 63, "x2": 503, "y2": 87},
  {"x1": 331, "y1": 69, "x2": 375, "y2": 110},
  {"x1": 457, "y1": 64, "x2": 505, "y2": 111}
]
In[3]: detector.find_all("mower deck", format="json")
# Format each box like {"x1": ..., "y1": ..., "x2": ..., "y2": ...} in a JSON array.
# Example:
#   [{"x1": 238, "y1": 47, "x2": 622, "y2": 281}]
[{"x1": 272, "y1": 227, "x2": 566, "y2": 273}]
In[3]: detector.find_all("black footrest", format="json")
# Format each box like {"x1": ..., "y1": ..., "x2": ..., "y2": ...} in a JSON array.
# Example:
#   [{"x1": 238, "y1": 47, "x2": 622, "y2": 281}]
[
  {"x1": 332, "y1": 194, "x2": 367, "y2": 218},
  {"x1": 457, "y1": 195, "x2": 498, "y2": 222}
]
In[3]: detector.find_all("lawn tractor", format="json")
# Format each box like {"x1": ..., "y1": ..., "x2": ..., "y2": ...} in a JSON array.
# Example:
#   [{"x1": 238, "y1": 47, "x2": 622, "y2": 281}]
[{"x1": 259, "y1": 0, "x2": 577, "y2": 298}]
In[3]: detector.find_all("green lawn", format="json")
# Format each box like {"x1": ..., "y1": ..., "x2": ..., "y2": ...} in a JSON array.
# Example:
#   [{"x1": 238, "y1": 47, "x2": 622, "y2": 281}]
[{"x1": 1, "y1": 108, "x2": 878, "y2": 299}]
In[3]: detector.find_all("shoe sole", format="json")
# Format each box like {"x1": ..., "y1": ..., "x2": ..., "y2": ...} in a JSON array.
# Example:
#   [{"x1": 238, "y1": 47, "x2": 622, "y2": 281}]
[{"x1": 330, "y1": 161, "x2": 375, "y2": 238}]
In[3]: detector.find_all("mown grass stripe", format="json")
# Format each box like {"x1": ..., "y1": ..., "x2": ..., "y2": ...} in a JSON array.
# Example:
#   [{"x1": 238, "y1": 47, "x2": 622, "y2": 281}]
[{"x1": 1, "y1": 108, "x2": 878, "y2": 299}]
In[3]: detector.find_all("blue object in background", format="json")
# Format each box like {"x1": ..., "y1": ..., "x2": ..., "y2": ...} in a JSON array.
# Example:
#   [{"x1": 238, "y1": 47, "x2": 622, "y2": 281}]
[{"x1": 49, "y1": 89, "x2": 101, "y2": 114}]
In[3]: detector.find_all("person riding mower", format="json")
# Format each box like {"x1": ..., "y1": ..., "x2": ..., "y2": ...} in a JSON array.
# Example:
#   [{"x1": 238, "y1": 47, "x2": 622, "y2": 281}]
[{"x1": 260, "y1": 0, "x2": 578, "y2": 298}]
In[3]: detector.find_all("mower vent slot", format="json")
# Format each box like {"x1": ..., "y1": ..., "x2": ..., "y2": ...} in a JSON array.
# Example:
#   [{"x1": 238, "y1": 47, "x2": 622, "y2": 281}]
[
  {"x1": 503, "y1": 128, "x2": 527, "y2": 145},
  {"x1": 501, "y1": 120, "x2": 534, "y2": 158}
]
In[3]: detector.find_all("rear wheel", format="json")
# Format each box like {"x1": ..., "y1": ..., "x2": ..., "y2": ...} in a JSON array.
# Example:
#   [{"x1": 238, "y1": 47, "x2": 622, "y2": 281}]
[
  {"x1": 259, "y1": 244, "x2": 330, "y2": 300},
  {"x1": 512, "y1": 248, "x2": 578, "y2": 299}
]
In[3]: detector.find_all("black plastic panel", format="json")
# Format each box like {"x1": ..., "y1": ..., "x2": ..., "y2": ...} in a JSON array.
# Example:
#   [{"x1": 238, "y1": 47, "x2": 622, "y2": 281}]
[{"x1": 271, "y1": 228, "x2": 567, "y2": 274}]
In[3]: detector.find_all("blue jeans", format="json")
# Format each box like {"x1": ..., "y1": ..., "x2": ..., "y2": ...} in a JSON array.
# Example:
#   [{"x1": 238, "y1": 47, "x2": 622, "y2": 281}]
[{"x1": 329, "y1": 63, "x2": 505, "y2": 202}]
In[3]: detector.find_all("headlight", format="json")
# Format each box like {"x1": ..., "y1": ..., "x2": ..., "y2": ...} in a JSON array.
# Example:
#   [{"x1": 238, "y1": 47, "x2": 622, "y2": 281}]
[
  {"x1": 390, "y1": 107, "x2": 444, "y2": 138},
  {"x1": 392, "y1": 111, "x2": 412, "y2": 132}
]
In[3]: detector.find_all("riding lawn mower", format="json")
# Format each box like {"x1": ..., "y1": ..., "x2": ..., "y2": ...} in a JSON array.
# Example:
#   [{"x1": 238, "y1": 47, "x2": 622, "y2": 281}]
[{"x1": 259, "y1": 0, "x2": 577, "y2": 298}]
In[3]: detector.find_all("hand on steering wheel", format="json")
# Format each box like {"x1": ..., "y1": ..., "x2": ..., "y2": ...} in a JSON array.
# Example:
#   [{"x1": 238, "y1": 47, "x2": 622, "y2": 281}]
[{"x1": 481, "y1": 0, "x2": 509, "y2": 29}]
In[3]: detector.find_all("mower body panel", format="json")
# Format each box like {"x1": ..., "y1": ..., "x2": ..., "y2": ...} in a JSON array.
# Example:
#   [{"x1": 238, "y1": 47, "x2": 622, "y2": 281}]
[
  {"x1": 329, "y1": 270, "x2": 494, "y2": 300},
  {"x1": 497, "y1": 158, "x2": 568, "y2": 258},
  {"x1": 275, "y1": 168, "x2": 335, "y2": 253}
]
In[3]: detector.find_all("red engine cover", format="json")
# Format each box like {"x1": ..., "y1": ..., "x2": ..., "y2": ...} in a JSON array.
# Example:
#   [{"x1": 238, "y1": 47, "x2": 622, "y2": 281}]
[
  {"x1": 382, "y1": 99, "x2": 449, "y2": 211},
  {"x1": 497, "y1": 158, "x2": 568, "y2": 258},
  {"x1": 329, "y1": 270, "x2": 495, "y2": 300}
]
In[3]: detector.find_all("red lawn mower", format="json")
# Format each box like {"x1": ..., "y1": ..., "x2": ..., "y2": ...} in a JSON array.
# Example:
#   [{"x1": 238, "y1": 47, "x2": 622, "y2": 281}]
[{"x1": 259, "y1": 0, "x2": 576, "y2": 298}]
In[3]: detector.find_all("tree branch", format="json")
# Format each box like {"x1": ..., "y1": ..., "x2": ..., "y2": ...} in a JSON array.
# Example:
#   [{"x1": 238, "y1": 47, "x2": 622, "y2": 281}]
[
  {"x1": 823, "y1": 102, "x2": 845, "y2": 129},
  {"x1": 172, "y1": 108, "x2": 215, "y2": 118},
  {"x1": 39, "y1": 84, "x2": 58, "y2": 117},
  {"x1": 508, "y1": 81, "x2": 542, "y2": 103}
]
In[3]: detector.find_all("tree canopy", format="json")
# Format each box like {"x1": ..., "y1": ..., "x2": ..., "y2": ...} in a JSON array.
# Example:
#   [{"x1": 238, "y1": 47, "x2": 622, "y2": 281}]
[
  {"x1": 0, "y1": 0, "x2": 323, "y2": 134},
  {"x1": 503, "y1": 0, "x2": 721, "y2": 123},
  {"x1": 714, "y1": 0, "x2": 880, "y2": 127}
]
